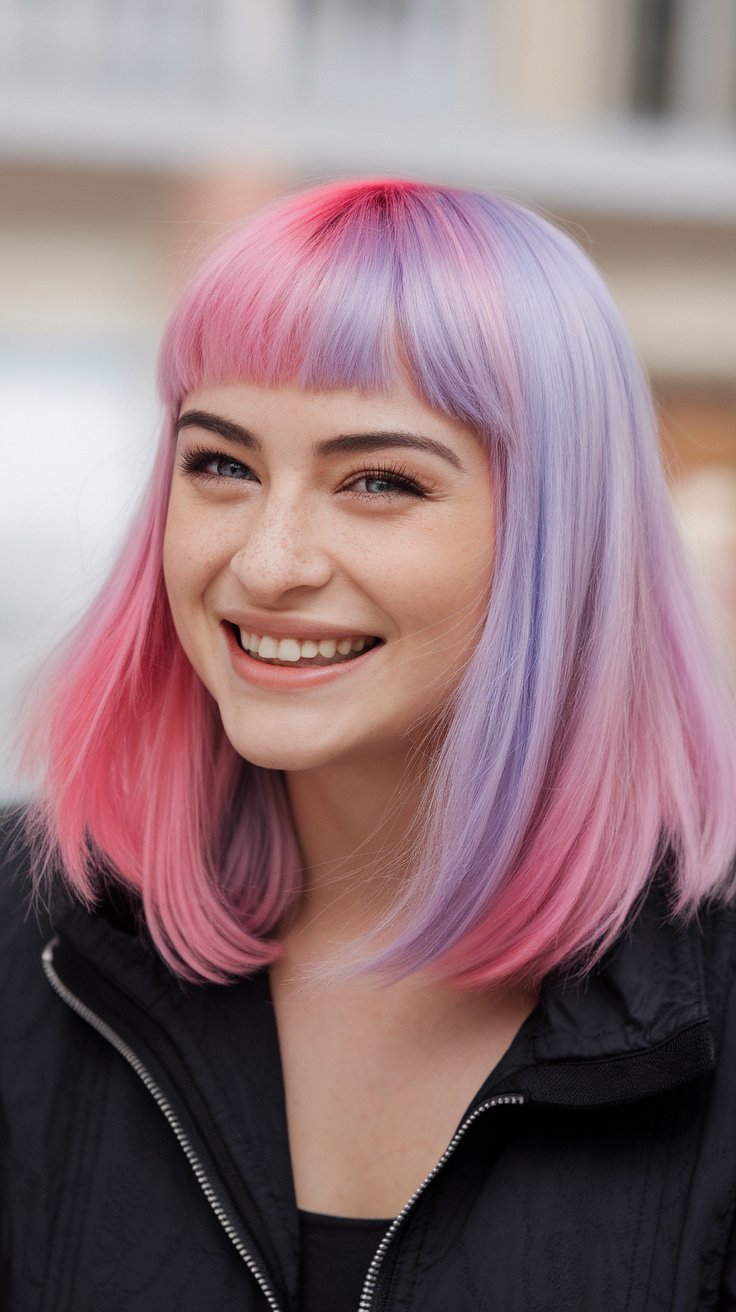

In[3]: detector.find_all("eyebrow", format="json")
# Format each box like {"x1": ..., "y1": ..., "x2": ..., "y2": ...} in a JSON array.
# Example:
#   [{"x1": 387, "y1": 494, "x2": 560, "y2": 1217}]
[
  {"x1": 176, "y1": 410, "x2": 463, "y2": 472},
  {"x1": 314, "y1": 432, "x2": 463, "y2": 470},
  {"x1": 176, "y1": 410, "x2": 261, "y2": 451}
]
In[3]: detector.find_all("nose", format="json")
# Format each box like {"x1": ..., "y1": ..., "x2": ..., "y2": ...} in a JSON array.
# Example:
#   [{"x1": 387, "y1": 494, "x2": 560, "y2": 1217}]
[{"x1": 229, "y1": 488, "x2": 334, "y2": 605}]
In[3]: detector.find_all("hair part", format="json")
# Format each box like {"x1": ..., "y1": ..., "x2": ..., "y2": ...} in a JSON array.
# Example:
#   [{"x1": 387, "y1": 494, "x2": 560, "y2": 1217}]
[{"x1": 22, "y1": 178, "x2": 736, "y2": 985}]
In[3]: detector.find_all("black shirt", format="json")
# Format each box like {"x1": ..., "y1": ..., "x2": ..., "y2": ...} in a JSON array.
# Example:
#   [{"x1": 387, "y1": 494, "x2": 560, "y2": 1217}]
[{"x1": 298, "y1": 1210, "x2": 393, "y2": 1312}]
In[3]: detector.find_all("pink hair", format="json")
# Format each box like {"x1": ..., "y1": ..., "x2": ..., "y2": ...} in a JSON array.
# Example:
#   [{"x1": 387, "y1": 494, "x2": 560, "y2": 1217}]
[{"x1": 22, "y1": 179, "x2": 736, "y2": 984}]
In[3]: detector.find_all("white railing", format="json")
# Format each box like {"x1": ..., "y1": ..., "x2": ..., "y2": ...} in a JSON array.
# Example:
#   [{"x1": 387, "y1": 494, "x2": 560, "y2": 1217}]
[
  {"x1": 0, "y1": 0, "x2": 465, "y2": 116},
  {"x1": 1, "y1": 0, "x2": 734, "y2": 123},
  {"x1": 0, "y1": 0, "x2": 734, "y2": 222}
]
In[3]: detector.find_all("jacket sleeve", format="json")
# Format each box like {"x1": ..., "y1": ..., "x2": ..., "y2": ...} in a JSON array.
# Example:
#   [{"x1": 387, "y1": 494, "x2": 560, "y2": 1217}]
[{"x1": 720, "y1": 1215, "x2": 736, "y2": 1311}]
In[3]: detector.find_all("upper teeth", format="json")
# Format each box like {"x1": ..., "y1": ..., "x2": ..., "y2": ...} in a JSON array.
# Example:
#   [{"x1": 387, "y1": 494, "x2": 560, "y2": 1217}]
[{"x1": 239, "y1": 630, "x2": 368, "y2": 662}]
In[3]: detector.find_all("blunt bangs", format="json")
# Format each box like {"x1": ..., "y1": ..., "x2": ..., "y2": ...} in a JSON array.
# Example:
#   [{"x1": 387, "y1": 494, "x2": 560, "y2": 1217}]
[{"x1": 159, "y1": 181, "x2": 516, "y2": 439}]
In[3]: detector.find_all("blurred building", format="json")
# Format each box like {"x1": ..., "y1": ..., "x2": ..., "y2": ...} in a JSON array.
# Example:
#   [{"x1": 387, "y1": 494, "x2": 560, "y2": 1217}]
[{"x1": 1, "y1": 0, "x2": 736, "y2": 795}]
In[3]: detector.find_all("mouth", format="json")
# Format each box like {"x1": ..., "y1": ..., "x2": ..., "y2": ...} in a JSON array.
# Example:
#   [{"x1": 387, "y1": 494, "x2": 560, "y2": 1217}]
[{"x1": 229, "y1": 623, "x2": 383, "y2": 668}]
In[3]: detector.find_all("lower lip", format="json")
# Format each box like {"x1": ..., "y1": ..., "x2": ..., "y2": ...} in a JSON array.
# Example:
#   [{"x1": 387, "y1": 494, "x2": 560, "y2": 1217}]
[{"x1": 223, "y1": 624, "x2": 381, "y2": 690}]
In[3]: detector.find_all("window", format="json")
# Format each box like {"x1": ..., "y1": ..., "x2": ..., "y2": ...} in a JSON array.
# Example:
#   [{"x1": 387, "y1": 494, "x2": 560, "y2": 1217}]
[
  {"x1": 632, "y1": 0, "x2": 736, "y2": 122},
  {"x1": 632, "y1": 0, "x2": 677, "y2": 114}
]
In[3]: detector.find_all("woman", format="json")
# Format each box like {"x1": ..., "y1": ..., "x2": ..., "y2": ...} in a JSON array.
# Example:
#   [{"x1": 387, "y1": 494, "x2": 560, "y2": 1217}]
[{"x1": 3, "y1": 178, "x2": 736, "y2": 1311}]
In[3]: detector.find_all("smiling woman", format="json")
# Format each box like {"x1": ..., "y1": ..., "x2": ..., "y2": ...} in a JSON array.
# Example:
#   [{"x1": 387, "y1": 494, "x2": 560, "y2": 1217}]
[{"x1": 5, "y1": 179, "x2": 736, "y2": 1312}]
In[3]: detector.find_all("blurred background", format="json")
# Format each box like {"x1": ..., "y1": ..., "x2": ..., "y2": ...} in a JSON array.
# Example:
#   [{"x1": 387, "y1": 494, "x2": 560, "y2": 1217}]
[{"x1": 1, "y1": 0, "x2": 736, "y2": 798}]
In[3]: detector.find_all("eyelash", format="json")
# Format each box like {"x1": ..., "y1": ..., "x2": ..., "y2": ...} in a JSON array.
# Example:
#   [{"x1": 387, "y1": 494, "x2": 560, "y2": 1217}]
[
  {"x1": 179, "y1": 446, "x2": 430, "y2": 499},
  {"x1": 179, "y1": 445, "x2": 256, "y2": 481},
  {"x1": 343, "y1": 462, "x2": 428, "y2": 499}
]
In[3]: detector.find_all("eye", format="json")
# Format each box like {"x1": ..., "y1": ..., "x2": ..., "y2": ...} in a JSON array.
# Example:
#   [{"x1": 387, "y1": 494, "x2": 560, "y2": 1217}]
[
  {"x1": 362, "y1": 475, "x2": 408, "y2": 495},
  {"x1": 344, "y1": 465, "x2": 428, "y2": 499},
  {"x1": 180, "y1": 445, "x2": 258, "y2": 482}
]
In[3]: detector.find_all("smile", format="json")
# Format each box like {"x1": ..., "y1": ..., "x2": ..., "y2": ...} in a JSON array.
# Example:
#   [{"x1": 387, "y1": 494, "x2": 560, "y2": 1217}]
[{"x1": 233, "y1": 626, "x2": 381, "y2": 667}]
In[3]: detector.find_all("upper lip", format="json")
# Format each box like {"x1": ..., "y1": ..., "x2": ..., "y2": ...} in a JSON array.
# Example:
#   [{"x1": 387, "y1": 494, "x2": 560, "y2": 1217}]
[{"x1": 220, "y1": 613, "x2": 382, "y2": 642}]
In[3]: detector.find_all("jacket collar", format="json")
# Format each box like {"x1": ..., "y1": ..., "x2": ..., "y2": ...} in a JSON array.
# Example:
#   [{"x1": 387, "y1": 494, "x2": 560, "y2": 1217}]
[
  {"x1": 45, "y1": 878, "x2": 716, "y2": 1305},
  {"x1": 51, "y1": 874, "x2": 717, "y2": 1115},
  {"x1": 480, "y1": 879, "x2": 715, "y2": 1106}
]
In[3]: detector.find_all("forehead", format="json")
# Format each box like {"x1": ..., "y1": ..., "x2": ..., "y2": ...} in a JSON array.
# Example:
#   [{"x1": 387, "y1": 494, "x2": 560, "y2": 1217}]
[{"x1": 178, "y1": 381, "x2": 486, "y2": 463}]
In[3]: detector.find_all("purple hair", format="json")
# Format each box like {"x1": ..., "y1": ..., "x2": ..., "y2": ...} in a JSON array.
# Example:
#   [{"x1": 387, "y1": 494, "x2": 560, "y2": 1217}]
[{"x1": 23, "y1": 178, "x2": 736, "y2": 984}]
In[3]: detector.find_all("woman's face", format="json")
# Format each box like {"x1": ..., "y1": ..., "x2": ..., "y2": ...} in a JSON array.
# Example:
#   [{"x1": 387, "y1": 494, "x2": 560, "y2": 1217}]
[{"x1": 163, "y1": 382, "x2": 495, "y2": 772}]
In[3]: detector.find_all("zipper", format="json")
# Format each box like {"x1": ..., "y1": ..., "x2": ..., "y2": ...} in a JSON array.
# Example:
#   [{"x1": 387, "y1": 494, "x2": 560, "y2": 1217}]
[
  {"x1": 42, "y1": 937, "x2": 283, "y2": 1312},
  {"x1": 44, "y1": 935, "x2": 524, "y2": 1312},
  {"x1": 358, "y1": 1092, "x2": 525, "y2": 1312}
]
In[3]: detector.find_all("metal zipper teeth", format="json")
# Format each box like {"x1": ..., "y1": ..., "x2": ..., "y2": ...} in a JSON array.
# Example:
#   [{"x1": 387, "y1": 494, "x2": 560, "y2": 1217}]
[
  {"x1": 358, "y1": 1092, "x2": 525, "y2": 1312},
  {"x1": 42, "y1": 937, "x2": 283, "y2": 1312}
]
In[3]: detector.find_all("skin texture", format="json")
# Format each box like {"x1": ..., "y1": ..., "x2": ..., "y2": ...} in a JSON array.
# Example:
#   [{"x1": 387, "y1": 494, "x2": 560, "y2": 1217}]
[{"x1": 164, "y1": 381, "x2": 538, "y2": 1218}]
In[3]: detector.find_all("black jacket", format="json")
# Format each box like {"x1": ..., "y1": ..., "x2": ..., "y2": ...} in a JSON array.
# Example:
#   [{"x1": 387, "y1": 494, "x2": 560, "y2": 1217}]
[{"x1": 4, "y1": 821, "x2": 736, "y2": 1311}]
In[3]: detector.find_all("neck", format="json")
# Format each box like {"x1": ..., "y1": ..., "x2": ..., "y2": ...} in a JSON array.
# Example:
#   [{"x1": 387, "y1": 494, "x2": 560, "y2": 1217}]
[{"x1": 284, "y1": 748, "x2": 425, "y2": 951}]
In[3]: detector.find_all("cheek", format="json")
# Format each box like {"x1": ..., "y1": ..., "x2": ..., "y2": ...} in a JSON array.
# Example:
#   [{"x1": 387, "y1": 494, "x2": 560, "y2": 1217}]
[
  {"x1": 162, "y1": 500, "x2": 196, "y2": 624},
  {"x1": 162, "y1": 511, "x2": 230, "y2": 706},
  {"x1": 162, "y1": 490, "x2": 225, "y2": 646},
  {"x1": 351, "y1": 512, "x2": 493, "y2": 641}
]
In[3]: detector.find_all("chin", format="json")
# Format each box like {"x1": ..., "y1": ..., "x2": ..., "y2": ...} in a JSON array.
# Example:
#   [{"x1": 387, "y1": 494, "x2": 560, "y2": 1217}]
[
  {"x1": 220, "y1": 712, "x2": 403, "y2": 773},
  {"x1": 238, "y1": 745, "x2": 336, "y2": 772},
  {"x1": 219, "y1": 722, "x2": 346, "y2": 773}
]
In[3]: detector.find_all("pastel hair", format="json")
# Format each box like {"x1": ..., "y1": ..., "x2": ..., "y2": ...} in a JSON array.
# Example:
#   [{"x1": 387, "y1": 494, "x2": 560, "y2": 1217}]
[{"x1": 22, "y1": 178, "x2": 736, "y2": 984}]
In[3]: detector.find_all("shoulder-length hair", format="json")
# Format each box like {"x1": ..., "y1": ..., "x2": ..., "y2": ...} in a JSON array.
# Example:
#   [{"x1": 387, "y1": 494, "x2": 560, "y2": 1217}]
[{"x1": 23, "y1": 178, "x2": 736, "y2": 985}]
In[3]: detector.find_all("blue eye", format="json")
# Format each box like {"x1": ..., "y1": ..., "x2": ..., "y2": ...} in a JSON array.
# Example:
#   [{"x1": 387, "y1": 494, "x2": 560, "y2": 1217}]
[
  {"x1": 180, "y1": 446, "x2": 258, "y2": 482},
  {"x1": 349, "y1": 467, "x2": 426, "y2": 498},
  {"x1": 364, "y1": 476, "x2": 400, "y2": 494},
  {"x1": 208, "y1": 455, "x2": 251, "y2": 479}
]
